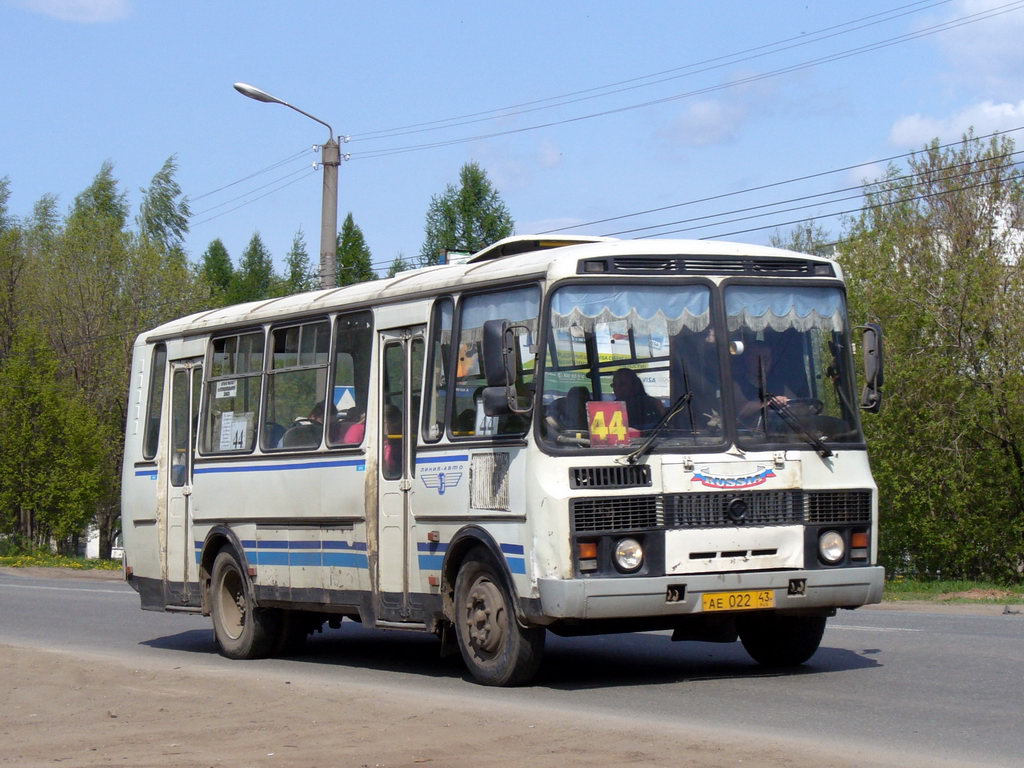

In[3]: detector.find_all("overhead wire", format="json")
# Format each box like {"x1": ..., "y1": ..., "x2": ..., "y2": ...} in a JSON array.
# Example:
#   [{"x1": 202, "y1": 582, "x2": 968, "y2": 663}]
[
  {"x1": 189, "y1": 147, "x2": 312, "y2": 202},
  {"x1": 347, "y1": 0, "x2": 1024, "y2": 161},
  {"x1": 191, "y1": 168, "x2": 317, "y2": 228},
  {"x1": 349, "y1": 0, "x2": 952, "y2": 142}
]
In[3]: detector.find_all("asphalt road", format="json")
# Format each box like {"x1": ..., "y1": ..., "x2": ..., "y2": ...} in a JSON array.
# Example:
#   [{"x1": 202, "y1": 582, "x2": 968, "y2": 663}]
[{"x1": 2, "y1": 569, "x2": 1022, "y2": 766}]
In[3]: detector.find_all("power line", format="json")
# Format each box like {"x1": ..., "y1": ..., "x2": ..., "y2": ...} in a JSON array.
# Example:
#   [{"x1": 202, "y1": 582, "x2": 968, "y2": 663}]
[
  {"x1": 189, "y1": 147, "x2": 312, "y2": 202},
  {"x1": 191, "y1": 169, "x2": 317, "y2": 228},
  {"x1": 349, "y1": 0, "x2": 952, "y2": 143},
  {"x1": 692, "y1": 169, "x2": 1024, "y2": 242},
  {"x1": 190, "y1": 165, "x2": 313, "y2": 218},
  {"x1": 348, "y1": 1, "x2": 1024, "y2": 161},
  {"x1": 543, "y1": 125, "x2": 1024, "y2": 234},
  {"x1": 601, "y1": 148, "x2": 1024, "y2": 238}
]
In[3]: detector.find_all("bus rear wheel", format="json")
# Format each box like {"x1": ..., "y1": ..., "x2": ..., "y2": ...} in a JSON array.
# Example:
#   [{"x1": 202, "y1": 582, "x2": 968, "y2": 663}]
[
  {"x1": 210, "y1": 548, "x2": 280, "y2": 659},
  {"x1": 453, "y1": 548, "x2": 544, "y2": 686},
  {"x1": 738, "y1": 612, "x2": 826, "y2": 667}
]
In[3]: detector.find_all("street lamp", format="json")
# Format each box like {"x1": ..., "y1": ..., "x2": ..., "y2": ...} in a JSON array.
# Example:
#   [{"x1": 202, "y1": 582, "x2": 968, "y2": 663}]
[{"x1": 234, "y1": 82, "x2": 342, "y2": 289}]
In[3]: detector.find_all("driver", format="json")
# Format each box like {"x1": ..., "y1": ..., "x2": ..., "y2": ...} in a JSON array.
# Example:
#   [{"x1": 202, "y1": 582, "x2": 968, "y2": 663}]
[
  {"x1": 733, "y1": 341, "x2": 794, "y2": 428},
  {"x1": 611, "y1": 368, "x2": 665, "y2": 430}
]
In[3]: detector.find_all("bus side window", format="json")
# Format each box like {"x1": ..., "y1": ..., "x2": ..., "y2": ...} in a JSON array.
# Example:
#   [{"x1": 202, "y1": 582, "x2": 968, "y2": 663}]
[
  {"x1": 422, "y1": 298, "x2": 453, "y2": 443},
  {"x1": 142, "y1": 343, "x2": 167, "y2": 460},
  {"x1": 262, "y1": 320, "x2": 331, "y2": 451},
  {"x1": 327, "y1": 311, "x2": 373, "y2": 447},
  {"x1": 451, "y1": 286, "x2": 539, "y2": 438},
  {"x1": 201, "y1": 331, "x2": 265, "y2": 454}
]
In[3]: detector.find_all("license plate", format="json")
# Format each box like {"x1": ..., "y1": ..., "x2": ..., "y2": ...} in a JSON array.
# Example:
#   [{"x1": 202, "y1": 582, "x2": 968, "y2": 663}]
[{"x1": 701, "y1": 589, "x2": 775, "y2": 612}]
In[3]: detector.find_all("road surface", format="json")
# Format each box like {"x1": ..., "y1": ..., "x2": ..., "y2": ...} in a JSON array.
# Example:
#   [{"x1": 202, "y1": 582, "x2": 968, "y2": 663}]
[{"x1": 1, "y1": 568, "x2": 1021, "y2": 767}]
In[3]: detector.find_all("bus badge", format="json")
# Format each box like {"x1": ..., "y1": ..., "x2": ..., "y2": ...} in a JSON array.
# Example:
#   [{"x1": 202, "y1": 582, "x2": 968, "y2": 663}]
[
  {"x1": 421, "y1": 467, "x2": 464, "y2": 495},
  {"x1": 691, "y1": 465, "x2": 775, "y2": 489}
]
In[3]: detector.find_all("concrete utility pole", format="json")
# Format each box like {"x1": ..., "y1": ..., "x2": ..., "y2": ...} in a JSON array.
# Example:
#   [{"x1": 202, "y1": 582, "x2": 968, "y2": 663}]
[{"x1": 233, "y1": 82, "x2": 344, "y2": 289}]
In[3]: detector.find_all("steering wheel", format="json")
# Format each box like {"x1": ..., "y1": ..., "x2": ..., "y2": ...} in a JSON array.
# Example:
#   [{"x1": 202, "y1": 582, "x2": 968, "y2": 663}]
[{"x1": 782, "y1": 398, "x2": 824, "y2": 415}]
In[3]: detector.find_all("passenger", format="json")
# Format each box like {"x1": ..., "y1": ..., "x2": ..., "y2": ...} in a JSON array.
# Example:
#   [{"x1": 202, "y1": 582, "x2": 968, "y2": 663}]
[
  {"x1": 610, "y1": 368, "x2": 665, "y2": 430},
  {"x1": 733, "y1": 341, "x2": 792, "y2": 428}
]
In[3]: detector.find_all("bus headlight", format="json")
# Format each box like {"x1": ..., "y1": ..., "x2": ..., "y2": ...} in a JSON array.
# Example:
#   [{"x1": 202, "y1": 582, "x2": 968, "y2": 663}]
[
  {"x1": 614, "y1": 537, "x2": 643, "y2": 572},
  {"x1": 818, "y1": 530, "x2": 846, "y2": 564}
]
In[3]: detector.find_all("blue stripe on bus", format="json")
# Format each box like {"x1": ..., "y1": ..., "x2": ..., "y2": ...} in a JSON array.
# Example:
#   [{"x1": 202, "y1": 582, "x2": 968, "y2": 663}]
[
  {"x1": 416, "y1": 542, "x2": 448, "y2": 552},
  {"x1": 134, "y1": 469, "x2": 158, "y2": 479},
  {"x1": 506, "y1": 557, "x2": 526, "y2": 574},
  {"x1": 194, "y1": 459, "x2": 366, "y2": 475},
  {"x1": 323, "y1": 552, "x2": 369, "y2": 568},
  {"x1": 415, "y1": 455, "x2": 469, "y2": 464},
  {"x1": 500, "y1": 543, "x2": 525, "y2": 555},
  {"x1": 417, "y1": 554, "x2": 445, "y2": 570}
]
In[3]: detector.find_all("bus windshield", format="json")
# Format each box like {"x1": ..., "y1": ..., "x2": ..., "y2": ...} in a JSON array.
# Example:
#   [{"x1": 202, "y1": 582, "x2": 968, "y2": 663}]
[
  {"x1": 538, "y1": 282, "x2": 864, "y2": 452},
  {"x1": 725, "y1": 284, "x2": 863, "y2": 449},
  {"x1": 540, "y1": 283, "x2": 724, "y2": 451}
]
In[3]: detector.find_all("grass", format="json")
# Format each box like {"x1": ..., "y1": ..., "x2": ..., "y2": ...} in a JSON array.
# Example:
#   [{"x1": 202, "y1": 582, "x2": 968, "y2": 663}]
[
  {"x1": 884, "y1": 579, "x2": 1024, "y2": 603},
  {"x1": 0, "y1": 551, "x2": 122, "y2": 570}
]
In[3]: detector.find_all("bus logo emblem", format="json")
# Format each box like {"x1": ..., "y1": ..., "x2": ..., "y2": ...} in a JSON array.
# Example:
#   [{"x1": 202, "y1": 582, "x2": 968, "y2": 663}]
[{"x1": 421, "y1": 468, "x2": 464, "y2": 495}]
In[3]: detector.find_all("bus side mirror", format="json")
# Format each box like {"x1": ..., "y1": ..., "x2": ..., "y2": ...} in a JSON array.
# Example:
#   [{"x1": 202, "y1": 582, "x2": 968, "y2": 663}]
[
  {"x1": 859, "y1": 323, "x2": 884, "y2": 413},
  {"x1": 482, "y1": 319, "x2": 534, "y2": 416}
]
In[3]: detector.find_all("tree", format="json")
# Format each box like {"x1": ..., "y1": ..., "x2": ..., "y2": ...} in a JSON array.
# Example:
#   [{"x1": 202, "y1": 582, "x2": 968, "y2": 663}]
[
  {"x1": 0, "y1": 177, "x2": 25, "y2": 360},
  {"x1": 137, "y1": 155, "x2": 190, "y2": 256},
  {"x1": 283, "y1": 228, "x2": 315, "y2": 294},
  {"x1": 0, "y1": 325, "x2": 109, "y2": 550},
  {"x1": 336, "y1": 213, "x2": 376, "y2": 286},
  {"x1": 839, "y1": 131, "x2": 1024, "y2": 582},
  {"x1": 199, "y1": 238, "x2": 234, "y2": 301},
  {"x1": 419, "y1": 161, "x2": 514, "y2": 265},
  {"x1": 386, "y1": 252, "x2": 411, "y2": 278},
  {"x1": 769, "y1": 220, "x2": 834, "y2": 258},
  {"x1": 230, "y1": 232, "x2": 276, "y2": 302}
]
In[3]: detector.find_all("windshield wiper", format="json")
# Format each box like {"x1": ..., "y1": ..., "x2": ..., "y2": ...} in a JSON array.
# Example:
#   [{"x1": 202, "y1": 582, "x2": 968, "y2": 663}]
[
  {"x1": 765, "y1": 394, "x2": 833, "y2": 459},
  {"x1": 624, "y1": 391, "x2": 693, "y2": 465}
]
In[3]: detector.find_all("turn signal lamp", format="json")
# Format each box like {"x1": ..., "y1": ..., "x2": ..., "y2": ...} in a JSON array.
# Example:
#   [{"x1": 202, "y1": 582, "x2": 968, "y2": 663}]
[{"x1": 578, "y1": 541, "x2": 598, "y2": 572}]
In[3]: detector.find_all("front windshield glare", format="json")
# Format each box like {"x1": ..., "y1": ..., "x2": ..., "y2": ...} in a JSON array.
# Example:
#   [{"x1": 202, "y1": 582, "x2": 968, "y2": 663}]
[
  {"x1": 725, "y1": 285, "x2": 863, "y2": 447},
  {"x1": 540, "y1": 284, "x2": 724, "y2": 450}
]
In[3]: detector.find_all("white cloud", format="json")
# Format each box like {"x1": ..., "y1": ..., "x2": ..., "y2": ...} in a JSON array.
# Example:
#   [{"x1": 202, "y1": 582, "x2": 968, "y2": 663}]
[
  {"x1": 889, "y1": 100, "x2": 1024, "y2": 147},
  {"x1": 667, "y1": 99, "x2": 747, "y2": 147},
  {"x1": 932, "y1": 0, "x2": 1024, "y2": 89},
  {"x1": 12, "y1": 0, "x2": 131, "y2": 23}
]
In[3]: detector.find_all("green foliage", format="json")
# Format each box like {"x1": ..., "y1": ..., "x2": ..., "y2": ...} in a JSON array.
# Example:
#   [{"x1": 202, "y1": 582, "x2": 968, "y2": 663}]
[
  {"x1": 839, "y1": 131, "x2": 1024, "y2": 583},
  {"x1": 199, "y1": 238, "x2": 234, "y2": 301},
  {"x1": 230, "y1": 231, "x2": 276, "y2": 302},
  {"x1": 769, "y1": 220, "x2": 834, "y2": 258},
  {"x1": 0, "y1": 550, "x2": 122, "y2": 570},
  {"x1": 386, "y1": 252, "x2": 411, "y2": 278},
  {"x1": 419, "y1": 161, "x2": 514, "y2": 265},
  {"x1": 283, "y1": 228, "x2": 315, "y2": 294},
  {"x1": 137, "y1": 155, "x2": 190, "y2": 255},
  {"x1": 336, "y1": 213, "x2": 376, "y2": 286},
  {"x1": 0, "y1": 326, "x2": 110, "y2": 551},
  {"x1": 884, "y1": 579, "x2": 1024, "y2": 603}
]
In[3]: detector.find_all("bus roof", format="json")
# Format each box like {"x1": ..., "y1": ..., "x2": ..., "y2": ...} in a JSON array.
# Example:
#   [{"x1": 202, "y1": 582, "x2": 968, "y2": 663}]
[{"x1": 142, "y1": 236, "x2": 837, "y2": 342}]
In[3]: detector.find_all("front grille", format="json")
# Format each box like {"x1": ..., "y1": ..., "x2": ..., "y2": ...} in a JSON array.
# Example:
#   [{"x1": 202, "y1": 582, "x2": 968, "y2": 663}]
[
  {"x1": 667, "y1": 490, "x2": 802, "y2": 527},
  {"x1": 570, "y1": 465, "x2": 652, "y2": 489},
  {"x1": 571, "y1": 489, "x2": 870, "y2": 533},
  {"x1": 571, "y1": 496, "x2": 662, "y2": 532},
  {"x1": 806, "y1": 490, "x2": 872, "y2": 524}
]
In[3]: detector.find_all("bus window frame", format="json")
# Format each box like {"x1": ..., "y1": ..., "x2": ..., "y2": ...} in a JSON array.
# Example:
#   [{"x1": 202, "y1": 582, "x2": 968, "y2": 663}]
[
  {"x1": 325, "y1": 309, "x2": 375, "y2": 450},
  {"x1": 533, "y1": 274, "x2": 731, "y2": 458},
  {"x1": 446, "y1": 282, "x2": 541, "y2": 443},
  {"x1": 260, "y1": 316, "x2": 333, "y2": 453},
  {"x1": 421, "y1": 296, "x2": 454, "y2": 444},
  {"x1": 142, "y1": 342, "x2": 167, "y2": 461},
  {"x1": 198, "y1": 326, "x2": 267, "y2": 457}
]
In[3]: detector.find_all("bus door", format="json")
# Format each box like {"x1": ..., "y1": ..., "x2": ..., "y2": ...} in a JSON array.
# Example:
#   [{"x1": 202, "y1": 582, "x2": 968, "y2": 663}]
[
  {"x1": 165, "y1": 358, "x2": 202, "y2": 606},
  {"x1": 376, "y1": 327, "x2": 425, "y2": 622}
]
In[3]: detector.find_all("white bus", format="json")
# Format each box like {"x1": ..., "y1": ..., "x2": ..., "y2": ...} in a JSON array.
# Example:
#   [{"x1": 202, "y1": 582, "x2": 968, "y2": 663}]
[{"x1": 121, "y1": 235, "x2": 884, "y2": 686}]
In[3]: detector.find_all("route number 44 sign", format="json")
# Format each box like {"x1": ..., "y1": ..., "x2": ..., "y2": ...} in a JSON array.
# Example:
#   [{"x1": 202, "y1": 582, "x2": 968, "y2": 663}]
[{"x1": 586, "y1": 401, "x2": 630, "y2": 445}]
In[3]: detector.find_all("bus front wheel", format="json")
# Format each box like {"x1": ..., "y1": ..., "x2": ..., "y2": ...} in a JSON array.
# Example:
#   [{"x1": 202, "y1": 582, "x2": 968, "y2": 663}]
[
  {"x1": 738, "y1": 612, "x2": 826, "y2": 667},
  {"x1": 453, "y1": 548, "x2": 544, "y2": 686},
  {"x1": 210, "y1": 549, "x2": 280, "y2": 659}
]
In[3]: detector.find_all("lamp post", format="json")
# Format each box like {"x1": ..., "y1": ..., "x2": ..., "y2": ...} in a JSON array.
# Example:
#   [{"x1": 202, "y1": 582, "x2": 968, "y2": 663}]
[{"x1": 234, "y1": 82, "x2": 341, "y2": 289}]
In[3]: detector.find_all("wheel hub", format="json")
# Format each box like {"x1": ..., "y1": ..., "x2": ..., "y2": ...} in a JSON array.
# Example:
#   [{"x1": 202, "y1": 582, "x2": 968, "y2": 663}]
[{"x1": 464, "y1": 577, "x2": 505, "y2": 654}]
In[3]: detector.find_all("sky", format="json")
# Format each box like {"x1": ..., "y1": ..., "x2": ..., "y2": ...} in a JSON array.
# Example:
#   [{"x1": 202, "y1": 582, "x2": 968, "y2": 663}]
[{"x1": 3, "y1": 0, "x2": 1024, "y2": 278}]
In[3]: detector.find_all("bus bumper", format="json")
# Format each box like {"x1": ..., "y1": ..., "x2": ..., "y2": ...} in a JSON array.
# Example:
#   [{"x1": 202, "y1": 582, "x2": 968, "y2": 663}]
[{"x1": 536, "y1": 566, "x2": 884, "y2": 620}]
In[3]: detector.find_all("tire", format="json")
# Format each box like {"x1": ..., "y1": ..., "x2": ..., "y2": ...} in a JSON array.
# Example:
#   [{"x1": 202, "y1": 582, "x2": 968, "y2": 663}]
[
  {"x1": 210, "y1": 549, "x2": 280, "y2": 659},
  {"x1": 453, "y1": 547, "x2": 544, "y2": 686},
  {"x1": 738, "y1": 612, "x2": 826, "y2": 667}
]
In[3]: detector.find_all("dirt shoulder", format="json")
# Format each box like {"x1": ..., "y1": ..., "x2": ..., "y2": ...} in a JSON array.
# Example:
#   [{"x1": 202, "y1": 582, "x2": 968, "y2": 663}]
[{"x1": 0, "y1": 644, "x2": 973, "y2": 768}]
